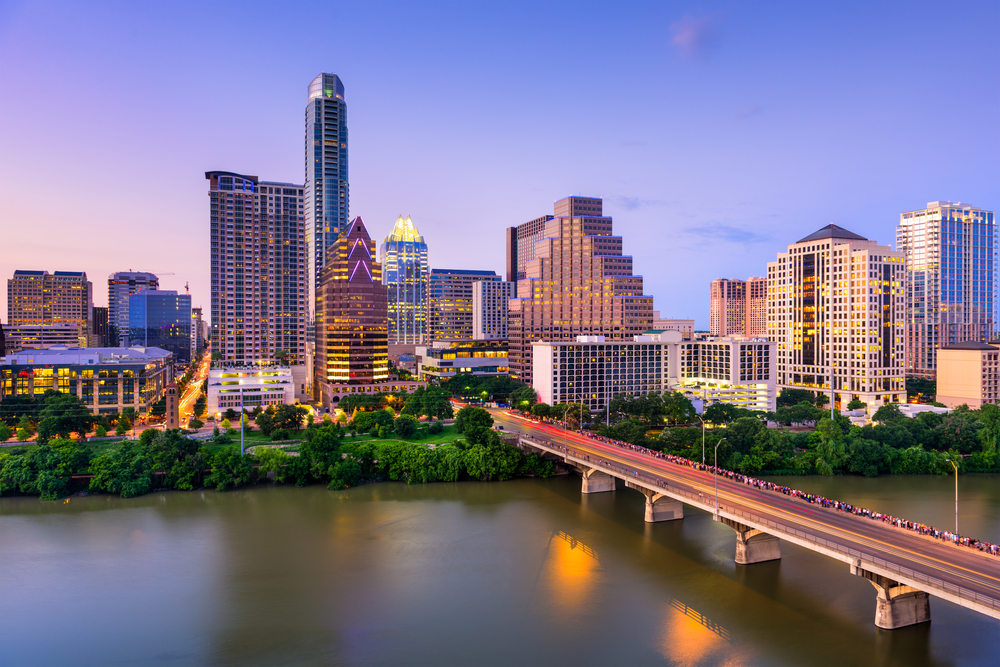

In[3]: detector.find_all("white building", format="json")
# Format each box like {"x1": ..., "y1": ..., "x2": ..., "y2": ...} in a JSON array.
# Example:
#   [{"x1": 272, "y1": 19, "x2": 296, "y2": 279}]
[
  {"x1": 206, "y1": 365, "x2": 297, "y2": 415},
  {"x1": 473, "y1": 280, "x2": 515, "y2": 340},
  {"x1": 416, "y1": 341, "x2": 509, "y2": 381},
  {"x1": 767, "y1": 224, "x2": 906, "y2": 410},
  {"x1": 531, "y1": 332, "x2": 776, "y2": 413}
]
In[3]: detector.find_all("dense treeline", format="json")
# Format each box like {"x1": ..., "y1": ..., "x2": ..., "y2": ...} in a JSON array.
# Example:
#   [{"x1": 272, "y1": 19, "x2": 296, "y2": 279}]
[{"x1": 0, "y1": 407, "x2": 553, "y2": 500}]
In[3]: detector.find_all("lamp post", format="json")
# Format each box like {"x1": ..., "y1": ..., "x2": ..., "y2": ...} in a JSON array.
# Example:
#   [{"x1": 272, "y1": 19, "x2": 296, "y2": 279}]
[
  {"x1": 714, "y1": 437, "x2": 727, "y2": 516},
  {"x1": 697, "y1": 415, "x2": 706, "y2": 465},
  {"x1": 945, "y1": 458, "x2": 959, "y2": 534}
]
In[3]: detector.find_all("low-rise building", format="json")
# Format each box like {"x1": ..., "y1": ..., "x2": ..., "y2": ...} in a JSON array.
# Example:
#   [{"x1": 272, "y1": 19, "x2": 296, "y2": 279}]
[
  {"x1": 650, "y1": 314, "x2": 695, "y2": 340},
  {"x1": 532, "y1": 333, "x2": 776, "y2": 413},
  {"x1": 0, "y1": 345, "x2": 175, "y2": 416},
  {"x1": 206, "y1": 365, "x2": 297, "y2": 415},
  {"x1": 2, "y1": 324, "x2": 84, "y2": 352},
  {"x1": 936, "y1": 342, "x2": 1000, "y2": 409},
  {"x1": 416, "y1": 341, "x2": 509, "y2": 381}
]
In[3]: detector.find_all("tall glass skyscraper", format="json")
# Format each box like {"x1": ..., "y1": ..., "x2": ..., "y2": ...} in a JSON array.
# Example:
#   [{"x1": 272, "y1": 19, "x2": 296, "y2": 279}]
[
  {"x1": 108, "y1": 271, "x2": 159, "y2": 346},
  {"x1": 898, "y1": 201, "x2": 996, "y2": 379},
  {"x1": 304, "y1": 73, "x2": 349, "y2": 327},
  {"x1": 128, "y1": 290, "x2": 192, "y2": 363},
  {"x1": 381, "y1": 216, "x2": 429, "y2": 344}
]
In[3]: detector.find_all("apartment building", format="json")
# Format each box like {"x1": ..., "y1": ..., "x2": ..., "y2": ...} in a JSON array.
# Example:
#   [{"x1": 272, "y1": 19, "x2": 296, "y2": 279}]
[
  {"x1": 428, "y1": 269, "x2": 500, "y2": 341},
  {"x1": 7, "y1": 270, "x2": 93, "y2": 346}
]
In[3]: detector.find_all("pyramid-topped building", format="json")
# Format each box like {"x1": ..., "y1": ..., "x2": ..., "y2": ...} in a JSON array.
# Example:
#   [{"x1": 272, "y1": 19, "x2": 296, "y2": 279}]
[{"x1": 381, "y1": 215, "x2": 429, "y2": 344}]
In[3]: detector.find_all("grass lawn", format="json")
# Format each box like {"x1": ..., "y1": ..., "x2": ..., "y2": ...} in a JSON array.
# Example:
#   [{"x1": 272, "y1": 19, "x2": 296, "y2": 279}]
[{"x1": 337, "y1": 424, "x2": 465, "y2": 446}]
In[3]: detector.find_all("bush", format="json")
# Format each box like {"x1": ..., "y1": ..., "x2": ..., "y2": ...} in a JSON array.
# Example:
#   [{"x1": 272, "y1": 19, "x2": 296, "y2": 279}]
[
  {"x1": 188, "y1": 418, "x2": 204, "y2": 430},
  {"x1": 428, "y1": 421, "x2": 444, "y2": 435},
  {"x1": 0, "y1": 423, "x2": 12, "y2": 442},
  {"x1": 95, "y1": 425, "x2": 108, "y2": 438},
  {"x1": 271, "y1": 429, "x2": 292, "y2": 442},
  {"x1": 16, "y1": 428, "x2": 31, "y2": 442},
  {"x1": 394, "y1": 415, "x2": 418, "y2": 438}
]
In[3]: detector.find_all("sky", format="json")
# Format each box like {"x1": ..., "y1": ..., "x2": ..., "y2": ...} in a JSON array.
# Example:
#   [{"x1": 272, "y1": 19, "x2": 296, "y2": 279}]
[{"x1": 1, "y1": 0, "x2": 997, "y2": 329}]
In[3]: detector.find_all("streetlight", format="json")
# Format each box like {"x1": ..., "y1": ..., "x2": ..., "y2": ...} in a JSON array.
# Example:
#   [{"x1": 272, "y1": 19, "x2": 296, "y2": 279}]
[
  {"x1": 697, "y1": 415, "x2": 706, "y2": 465},
  {"x1": 714, "y1": 437, "x2": 728, "y2": 517},
  {"x1": 945, "y1": 458, "x2": 959, "y2": 534}
]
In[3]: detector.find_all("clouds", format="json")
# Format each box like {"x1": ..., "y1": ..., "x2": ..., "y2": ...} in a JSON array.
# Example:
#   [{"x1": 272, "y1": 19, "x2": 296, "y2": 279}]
[
  {"x1": 683, "y1": 222, "x2": 772, "y2": 245},
  {"x1": 669, "y1": 13, "x2": 720, "y2": 59}
]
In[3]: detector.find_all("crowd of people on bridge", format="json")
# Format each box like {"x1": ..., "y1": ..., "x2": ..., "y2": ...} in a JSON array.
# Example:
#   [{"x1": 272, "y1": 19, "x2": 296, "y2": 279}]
[{"x1": 547, "y1": 427, "x2": 1000, "y2": 559}]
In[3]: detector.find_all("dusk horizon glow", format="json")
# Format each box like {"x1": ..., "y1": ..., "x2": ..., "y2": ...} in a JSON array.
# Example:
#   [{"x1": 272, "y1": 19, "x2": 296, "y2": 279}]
[{"x1": 2, "y1": 0, "x2": 997, "y2": 328}]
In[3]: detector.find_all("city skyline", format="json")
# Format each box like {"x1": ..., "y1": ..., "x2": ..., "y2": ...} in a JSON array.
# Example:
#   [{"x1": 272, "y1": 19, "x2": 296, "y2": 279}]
[{"x1": 1, "y1": 1, "x2": 997, "y2": 328}]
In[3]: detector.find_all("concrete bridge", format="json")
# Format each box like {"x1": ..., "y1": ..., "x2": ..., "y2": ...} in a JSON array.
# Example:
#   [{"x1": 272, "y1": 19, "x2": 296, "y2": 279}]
[{"x1": 510, "y1": 428, "x2": 1000, "y2": 630}]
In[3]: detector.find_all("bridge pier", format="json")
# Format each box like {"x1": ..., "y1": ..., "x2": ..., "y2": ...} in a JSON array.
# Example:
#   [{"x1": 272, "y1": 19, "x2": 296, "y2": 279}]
[
  {"x1": 851, "y1": 562, "x2": 931, "y2": 629},
  {"x1": 625, "y1": 481, "x2": 684, "y2": 522},
  {"x1": 716, "y1": 516, "x2": 781, "y2": 564},
  {"x1": 580, "y1": 467, "x2": 616, "y2": 494}
]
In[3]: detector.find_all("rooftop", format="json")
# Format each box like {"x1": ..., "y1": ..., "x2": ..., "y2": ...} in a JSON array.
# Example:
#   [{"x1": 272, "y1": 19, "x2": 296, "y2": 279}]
[
  {"x1": 941, "y1": 341, "x2": 998, "y2": 350},
  {"x1": 385, "y1": 215, "x2": 425, "y2": 244},
  {"x1": 796, "y1": 224, "x2": 868, "y2": 244}
]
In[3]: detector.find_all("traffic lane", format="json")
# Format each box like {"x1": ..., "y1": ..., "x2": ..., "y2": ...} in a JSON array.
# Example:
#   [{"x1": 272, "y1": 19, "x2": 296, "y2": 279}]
[{"x1": 495, "y1": 413, "x2": 1000, "y2": 597}]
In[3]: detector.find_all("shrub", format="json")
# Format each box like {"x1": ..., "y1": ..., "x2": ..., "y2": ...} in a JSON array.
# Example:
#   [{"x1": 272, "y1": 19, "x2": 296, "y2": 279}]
[
  {"x1": 95, "y1": 425, "x2": 108, "y2": 438},
  {"x1": 271, "y1": 429, "x2": 292, "y2": 442},
  {"x1": 428, "y1": 421, "x2": 444, "y2": 435}
]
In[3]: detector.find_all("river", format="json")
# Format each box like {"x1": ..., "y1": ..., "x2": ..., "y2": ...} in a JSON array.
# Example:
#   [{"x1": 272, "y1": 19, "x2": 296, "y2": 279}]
[{"x1": 1, "y1": 474, "x2": 998, "y2": 666}]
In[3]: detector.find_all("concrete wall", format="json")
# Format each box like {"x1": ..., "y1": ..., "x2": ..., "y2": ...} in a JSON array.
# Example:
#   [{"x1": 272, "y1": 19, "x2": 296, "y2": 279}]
[{"x1": 937, "y1": 348, "x2": 984, "y2": 409}]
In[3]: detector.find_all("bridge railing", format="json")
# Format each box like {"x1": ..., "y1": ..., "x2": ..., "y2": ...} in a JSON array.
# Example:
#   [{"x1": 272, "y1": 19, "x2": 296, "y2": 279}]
[{"x1": 518, "y1": 436, "x2": 1000, "y2": 614}]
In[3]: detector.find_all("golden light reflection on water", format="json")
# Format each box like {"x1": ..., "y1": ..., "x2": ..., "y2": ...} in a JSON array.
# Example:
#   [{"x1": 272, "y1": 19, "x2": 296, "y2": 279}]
[
  {"x1": 537, "y1": 531, "x2": 602, "y2": 613},
  {"x1": 660, "y1": 598, "x2": 745, "y2": 667}
]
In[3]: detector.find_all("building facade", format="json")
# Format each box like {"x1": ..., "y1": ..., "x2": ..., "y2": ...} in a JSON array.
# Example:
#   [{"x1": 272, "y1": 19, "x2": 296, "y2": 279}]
[
  {"x1": 935, "y1": 341, "x2": 1000, "y2": 409},
  {"x1": 206, "y1": 171, "x2": 307, "y2": 395},
  {"x1": 0, "y1": 346, "x2": 175, "y2": 416},
  {"x1": 108, "y1": 271, "x2": 159, "y2": 345},
  {"x1": 710, "y1": 277, "x2": 767, "y2": 337},
  {"x1": 415, "y1": 341, "x2": 509, "y2": 381},
  {"x1": 381, "y1": 215, "x2": 429, "y2": 344},
  {"x1": 2, "y1": 324, "x2": 85, "y2": 352},
  {"x1": 429, "y1": 269, "x2": 500, "y2": 341},
  {"x1": 129, "y1": 290, "x2": 192, "y2": 364},
  {"x1": 91, "y1": 306, "x2": 109, "y2": 347},
  {"x1": 7, "y1": 270, "x2": 92, "y2": 346},
  {"x1": 508, "y1": 196, "x2": 654, "y2": 385},
  {"x1": 191, "y1": 307, "x2": 204, "y2": 353},
  {"x1": 206, "y1": 365, "x2": 297, "y2": 414},
  {"x1": 767, "y1": 224, "x2": 906, "y2": 410},
  {"x1": 650, "y1": 315, "x2": 695, "y2": 340},
  {"x1": 473, "y1": 280, "x2": 514, "y2": 340},
  {"x1": 897, "y1": 201, "x2": 995, "y2": 379},
  {"x1": 674, "y1": 337, "x2": 776, "y2": 412}
]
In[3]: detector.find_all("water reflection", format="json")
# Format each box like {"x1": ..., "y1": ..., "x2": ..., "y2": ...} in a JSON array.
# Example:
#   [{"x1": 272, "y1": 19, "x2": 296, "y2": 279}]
[
  {"x1": 660, "y1": 598, "x2": 740, "y2": 667},
  {"x1": 536, "y1": 530, "x2": 602, "y2": 614}
]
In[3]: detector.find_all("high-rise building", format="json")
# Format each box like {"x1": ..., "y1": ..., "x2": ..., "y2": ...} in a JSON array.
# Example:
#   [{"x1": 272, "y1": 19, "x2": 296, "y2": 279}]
[
  {"x1": 206, "y1": 171, "x2": 307, "y2": 393},
  {"x1": 129, "y1": 290, "x2": 192, "y2": 363},
  {"x1": 710, "y1": 277, "x2": 767, "y2": 337},
  {"x1": 381, "y1": 215, "x2": 429, "y2": 344},
  {"x1": 91, "y1": 306, "x2": 109, "y2": 347},
  {"x1": 766, "y1": 224, "x2": 906, "y2": 410},
  {"x1": 108, "y1": 271, "x2": 159, "y2": 345},
  {"x1": 428, "y1": 269, "x2": 500, "y2": 341},
  {"x1": 315, "y1": 217, "x2": 422, "y2": 406},
  {"x1": 506, "y1": 214, "x2": 552, "y2": 284},
  {"x1": 473, "y1": 280, "x2": 514, "y2": 340},
  {"x1": 191, "y1": 307, "x2": 205, "y2": 352},
  {"x1": 897, "y1": 201, "x2": 995, "y2": 379},
  {"x1": 7, "y1": 270, "x2": 92, "y2": 347},
  {"x1": 507, "y1": 196, "x2": 653, "y2": 386},
  {"x1": 304, "y1": 74, "x2": 349, "y2": 334}
]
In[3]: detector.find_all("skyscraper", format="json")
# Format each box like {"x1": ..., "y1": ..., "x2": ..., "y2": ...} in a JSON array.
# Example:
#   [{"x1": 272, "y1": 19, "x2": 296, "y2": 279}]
[
  {"x1": 108, "y1": 271, "x2": 159, "y2": 346},
  {"x1": 7, "y1": 270, "x2": 93, "y2": 346},
  {"x1": 304, "y1": 73, "x2": 349, "y2": 333},
  {"x1": 129, "y1": 290, "x2": 192, "y2": 363},
  {"x1": 710, "y1": 277, "x2": 767, "y2": 337},
  {"x1": 315, "y1": 217, "x2": 389, "y2": 405},
  {"x1": 507, "y1": 196, "x2": 654, "y2": 385},
  {"x1": 897, "y1": 201, "x2": 995, "y2": 379},
  {"x1": 206, "y1": 171, "x2": 307, "y2": 394},
  {"x1": 381, "y1": 215, "x2": 429, "y2": 344},
  {"x1": 473, "y1": 280, "x2": 515, "y2": 340},
  {"x1": 429, "y1": 269, "x2": 500, "y2": 341},
  {"x1": 91, "y1": 306, "x2": 109, "y2": 347},
  {"x1": 766, "y1": 224, "x2": 906, "y2": 410}
]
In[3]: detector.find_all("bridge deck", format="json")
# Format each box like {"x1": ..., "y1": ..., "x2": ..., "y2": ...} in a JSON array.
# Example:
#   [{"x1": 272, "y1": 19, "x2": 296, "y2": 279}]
[{"x1": 492, "y1": 410, "x2": 1000, "y2": 621}]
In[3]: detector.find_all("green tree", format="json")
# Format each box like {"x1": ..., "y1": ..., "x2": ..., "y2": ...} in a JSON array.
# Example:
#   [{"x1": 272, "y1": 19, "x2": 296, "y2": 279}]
[
  {"x1": 188, "y1": 418, "x2": 204, "y2": 430},
  {"x1": 778, "y1": 388, "x2": 816, "y2": 407},
  {"x1": 531, "y1": 402, "x2": 551, "y2": 419},
  {"x1": 256, "y1": 447, "x2": 290, "y2": 483},
  {"x1": 454, "y1": 406, "x2": 494, "y2": 433},
  {"x1": 662, "y1": 392, "x2": 697, "y2": 425},
  {"x1": 847, "y1": 398, "x2": 867, "y2": 411},
  {"x1": 872, "y1": 403, "x2": 904, "y2": 423},
  {"x1": 0, "y1": 423, "x2": 12, "y2": 442},
  {"x1": 89, "y1": 441, "x2": 153, "y2": 498},
  {"x1": 394, "y1": 414, "x2": 419, "y2": 438},
  {"x1": 95, "y1": 424, "x2": 108, "y2": 437}
]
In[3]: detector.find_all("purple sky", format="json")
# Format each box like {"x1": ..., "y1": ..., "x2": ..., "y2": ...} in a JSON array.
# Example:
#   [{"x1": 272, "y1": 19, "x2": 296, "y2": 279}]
[{"x1": 2, "y1": 0, "x2": 997, "y2": 329}]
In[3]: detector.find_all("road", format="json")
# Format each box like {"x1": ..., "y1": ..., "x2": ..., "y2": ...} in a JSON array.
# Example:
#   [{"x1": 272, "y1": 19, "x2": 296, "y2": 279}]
[
  {"x1": 178, "y1": 352, "x2": 210, "y2": 427},
  {"x1": 488, "y1": 408, "x2": 1000, "y2": 620}
]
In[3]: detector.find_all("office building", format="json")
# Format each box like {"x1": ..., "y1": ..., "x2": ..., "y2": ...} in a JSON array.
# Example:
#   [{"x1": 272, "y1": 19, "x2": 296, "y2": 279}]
[
  {"x1": 415, "y1": 341, "x2": 509, "y2": 381},
  {"x1": 2, "y1": 324, "x2": 83, "y2": 352},
  {"x1": 936, "y1": 341, "x2": 1000, "y2": 409},
  {"x1": 766, "y1": 224, "x2": 906, "y2": 410},
  {"x1": 473, "y1": 280, "x2": 514, "y2": 340},
  {"x1": 206, "y1": 365, "x2": 297, "y2": 414},
  {"x1": 0, "y1": 346, "x2": 175, "y2": 416},
  {"x1": 508, "y1": 196, "x2": 654, "y2": 385},
  {"x1": 7, "y1": 270, "x2": 92, "y2": 346},
  {"x1": 129, "y1": 290, "x2": 192, "y2": 364},
  {"x1": 650, "y1": 314, "x2": 695, "y2": 340},
  {"x1": 532, "y1": 332, "x2": 775, "y2": 414},
  {"x1": 710, "y1": 277, "x2": 767, "y2": 337},
  {"x1": 305, "y1": 74, "x2": 350, "y2": 341},
  {"x1": 897, "y1": 201, "x2": 995, "y2": 379},
  {"x1": 315, "y1": 218, "x2": 425, "y2": 406},
  {"x1": 429, "y1": 269, "x2": 500, "y2": 341},
  {"x1": 381, "y1": 215, "x2": 429, "y2": 344},
  {"x1": 191, "y1": 307, "x2": 205, "y2": 352},
  {"x1": 91, "y1": 306, "x2": 109, "y2": 347},
  {"x1": 0, "y1": 323, "x2": 5, "y2": 356},
  {"x1": 206, "y1": 171, "x2": 308, "y2": 396},
  {"x1": 108, "y1": 271, "x2": 159, "y2": 345}
]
